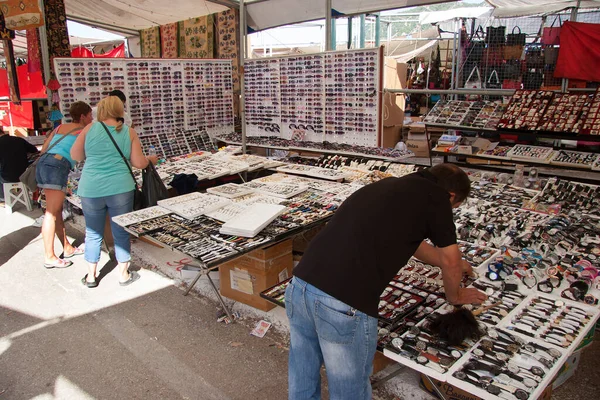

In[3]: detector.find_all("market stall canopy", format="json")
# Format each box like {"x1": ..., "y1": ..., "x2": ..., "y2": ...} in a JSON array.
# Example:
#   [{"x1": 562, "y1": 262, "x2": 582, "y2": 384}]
[
  {"x1": 419, "y1": 6, "x2": 492, "y2": 24},
  {"x1": 245, "y1": 0, "x2": 456, "y2": 31},
  {"x1": 487, "y1": 0, "x2": 600, "y2": 18},
  {"x1": 63, "y1": 0, "x2": 457, "y2": 32},
  {"x1": 64, "y1": 0, "x2": 230, "y2": 32}
]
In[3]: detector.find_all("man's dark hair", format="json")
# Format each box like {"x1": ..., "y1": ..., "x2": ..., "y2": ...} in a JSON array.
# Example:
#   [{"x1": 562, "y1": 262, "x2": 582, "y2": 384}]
[
  {"x1": 428, "y1": 163, "x2": 471, "y2": 203},
  {"x1": 109, "y1": 89, "x2": 126, "y2": 104}
]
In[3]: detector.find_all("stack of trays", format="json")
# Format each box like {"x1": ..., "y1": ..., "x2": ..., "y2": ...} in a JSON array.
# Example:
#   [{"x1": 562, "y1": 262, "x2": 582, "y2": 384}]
[{"x1": 219, "y1": 203, "x2": 287, "y2": 237}]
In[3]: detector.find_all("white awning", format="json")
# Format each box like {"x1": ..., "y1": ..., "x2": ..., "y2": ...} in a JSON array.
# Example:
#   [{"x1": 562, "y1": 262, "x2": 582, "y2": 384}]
[
  {"x1": 64, "y1": 0, "x2": 230, "y2": 32},
  {"x1": 419, "y1": 7, "x2": 492, "y2": 24},
  {"x1": 246, "y1": 0, "x2": 456, "y2": 31},
  {"x1": 63, "y1": 0, "x2": 458, "y2": 33},
  {"x1": 487, "y1": 0, "x2": 600, "y2": 18}
]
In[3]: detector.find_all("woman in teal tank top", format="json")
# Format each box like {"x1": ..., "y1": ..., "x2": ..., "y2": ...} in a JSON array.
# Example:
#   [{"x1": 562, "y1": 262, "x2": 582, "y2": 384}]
[
  {"x1": 36, "y1": 101, "x2": 93, "y2": 269},
  {"x1": 71, "y1": 96, "x2": 158, "y2": 288}
]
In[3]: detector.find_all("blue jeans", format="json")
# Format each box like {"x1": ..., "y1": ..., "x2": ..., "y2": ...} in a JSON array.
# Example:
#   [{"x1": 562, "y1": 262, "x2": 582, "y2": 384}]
[
  {"x1": 81, "y1": 191, "x2": 134, "y2": 263},
  {"x1": 286, "y1": 277, "x2": 378, "y2": 400}
]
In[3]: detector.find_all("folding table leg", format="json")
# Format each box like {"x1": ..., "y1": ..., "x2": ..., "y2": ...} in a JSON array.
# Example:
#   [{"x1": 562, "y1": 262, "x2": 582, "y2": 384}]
[{"x1": 183, "y1": 268, "x2": 235, "y2": 322}]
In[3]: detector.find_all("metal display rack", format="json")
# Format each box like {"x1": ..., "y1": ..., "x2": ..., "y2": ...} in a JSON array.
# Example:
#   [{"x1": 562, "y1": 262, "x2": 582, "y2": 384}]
[
  {"x1": 243, "y1": 47, "x2": 383, "y2": 147},
  {"x1": 53, "y1": 58, "x2": 235, "y2": 139}
]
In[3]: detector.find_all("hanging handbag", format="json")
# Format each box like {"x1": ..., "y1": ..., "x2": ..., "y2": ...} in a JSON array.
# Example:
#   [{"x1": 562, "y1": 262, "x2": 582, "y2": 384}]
[
  {"x1": 486, "y1": 69, "x2": 501, "y2": 89},
  {"x1": 501, "y1": 60, "x2": 522, "y2": 80},
  {"x1": 504, "y1": 44, "x2": 524, "y2": 60},
  {"x1": 506, "y1": 26, "x2": 527, "y2": 46},
  {"x1": 486, "y1": 25, "x2": 506, "y2": 46},
  {"x1": 542, "y1": 16, "x2": 562, "y2": 45},
  {"x1": 100, "y1": 122, "x2": 144, "y2": 211},
  {"x1": 466, "y1": 26, "x2": 485, "y2": 63},
  {"x1": 543, "y1": 68, "x2": 562, "y2": 88},
  {"x1": 544, "y1": 46, "x2": 560, "y2": 65},
  {"x1": 19, "y1": 126, "x2": 76, "y2": 192},
  {"x1": 464, "y1": 66, "x2": 482, "y2": 100},
  {"x1": 502, "y1": 79, "x2": 522, "y2": 90},
  {"x1": 526, "y1": 47, "x2": 544, "y2": 68},
  {"x1": 523, "y1": 70, "x2": 543, "y2": 90},
  {"x1": 483, "y1": 46, "x2": 504, "y2": 66}
]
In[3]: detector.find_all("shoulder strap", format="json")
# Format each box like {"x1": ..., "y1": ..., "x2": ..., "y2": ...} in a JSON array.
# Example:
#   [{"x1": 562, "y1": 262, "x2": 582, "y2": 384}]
[
  {"x1": 99, "y1": 122, "x2": 139, "y2": 189},
  {"x1": 43, "y1": 128, "x2": 70, "y2": 155}
]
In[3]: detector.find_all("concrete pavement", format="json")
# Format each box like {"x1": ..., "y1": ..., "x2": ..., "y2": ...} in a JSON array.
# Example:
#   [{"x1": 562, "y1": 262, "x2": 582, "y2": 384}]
[{"x1": 0, "y1": 202, "x2": 598, "y2": 400}]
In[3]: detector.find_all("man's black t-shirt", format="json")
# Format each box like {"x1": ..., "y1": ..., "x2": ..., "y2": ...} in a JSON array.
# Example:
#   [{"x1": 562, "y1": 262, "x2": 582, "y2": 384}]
[
  {"x1": 0, "y1": 135, "x2": 38, "y2": 182},
  {"x1": 294, "y1": 170, "x2": 458, "y2": 318}
]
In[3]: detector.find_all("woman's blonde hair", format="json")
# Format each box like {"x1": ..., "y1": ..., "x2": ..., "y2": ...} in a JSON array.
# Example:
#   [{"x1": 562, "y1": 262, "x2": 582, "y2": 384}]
[{"x1": 97, "y1": 96, "x2": 125, "y2": 132}]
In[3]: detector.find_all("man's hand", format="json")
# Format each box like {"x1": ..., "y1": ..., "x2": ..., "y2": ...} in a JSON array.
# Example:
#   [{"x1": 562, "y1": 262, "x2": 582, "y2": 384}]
[
  {"x1": 451, "y1": 288, "x2": 488, "y2": 305},
  {"x1": 461, "y1": 259, "x2": 475, "y2": 277}
]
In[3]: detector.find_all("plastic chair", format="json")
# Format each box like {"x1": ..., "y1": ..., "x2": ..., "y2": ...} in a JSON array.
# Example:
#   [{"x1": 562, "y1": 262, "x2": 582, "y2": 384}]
[{"x1": 3, "y1": 182, "x2": 33, "y2": 214}]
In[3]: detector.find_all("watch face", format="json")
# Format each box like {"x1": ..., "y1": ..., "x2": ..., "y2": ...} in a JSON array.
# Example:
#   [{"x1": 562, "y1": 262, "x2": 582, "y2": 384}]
[
  {"x1": 523, "y1": 378, "x2": 537, "y2": 388},
  {"x1": 391, "y1": 338, "x2": 404, "y2": 350},
  {"x1": 451, "y1": 350, "x2": 462, "y2": 359},
  {"x1": 496, "y1": 353, "x2": 509, "y2": 361},
  {"x1": 524, "y1": 344, "x2": 536, "y2": 353},
  {"x1": 416, "y1": 355, "x2": 428, "y2": 365},
  {"x1": 548, "y1": 348, "x2": 562, "y2": 358},
  {"x1": 487, "y1": 330, "x2": 499, "y2": 339},
  {"x1": 531, "y1": 366, "x2": 544, "y2": 376},
  {"x1": 508, "y1": 365, "x2": 519, "y2": 374},
  {"x1": 473, "y1": 348, "x2": 484, "y2": 357}
]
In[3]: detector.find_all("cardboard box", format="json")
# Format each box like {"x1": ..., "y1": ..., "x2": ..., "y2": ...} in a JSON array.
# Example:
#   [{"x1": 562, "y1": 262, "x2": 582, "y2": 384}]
[
  {"x1": 406, "y1": 140, "x2": 430, "y2": 157},
  {"x1": 382, "y1": 126, "x2": 402, "y2": 149},
  {"x1": 383, "y1": 58, "x2": 408, "y2": 90},
  {"x1": 420, "y1": 374, "x2": 552, "y2": 400},
  {"x1": 292, "y1": 224, "x2": 326, "y2": 254},
  {"x1": 553, "y1": 350, "x2": 581, "y2": 389},
  {"x1": 372, "y1": 351, "x2": 395, "y2": 375},
  {"x1": 219, "y1": 240, "x2": 293, "y2": 312},
  {"x1": 383, "y1": 92, "x2": 406, "y2": 127}
]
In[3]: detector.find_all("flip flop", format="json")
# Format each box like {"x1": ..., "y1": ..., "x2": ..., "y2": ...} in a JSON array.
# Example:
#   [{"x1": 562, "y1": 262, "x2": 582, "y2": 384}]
[
  {"x1": 63, "y1": 245, "x2": 85, "y2": 259},
  {"x1": 43, "y1": 259, "x2": 73, "y2": 269},
  {"x1": 81, "y1": 274, "x2": 98, "y2": 288},
  {"x1": 119, "y1": 271, "x2": 140, "y2": 286}
]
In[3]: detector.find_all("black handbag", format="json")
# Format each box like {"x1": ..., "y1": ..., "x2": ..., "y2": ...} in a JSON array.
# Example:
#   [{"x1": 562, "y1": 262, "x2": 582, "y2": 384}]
[
  {"x1": 141, "y1": 162, "x2": 168, "y2": 207},
  {"x1": 526, "y1": 47, "x2": 544, "y2": 69},
  {"x1": 523, "y1": 70, "x2": 543, "y2": 90},
  {"x1": 502, "y1": 60, "x2": 522, "y2": 80},
  {"x1": 506, "y1": 26, "x2": 526, "y2": 46},
  {"x1": 486, "y1": 26, "x2": 506, "y2": 46},
  {"x1": 466, "y1": 26, "x2": 485, "y2": 63},
  {"x1": 100, "y1": 122, "x2": 144, "y2": 210}
]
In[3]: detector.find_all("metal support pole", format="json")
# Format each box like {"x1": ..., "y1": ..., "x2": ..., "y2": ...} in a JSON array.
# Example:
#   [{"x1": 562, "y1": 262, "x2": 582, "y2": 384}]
[
  {"x1": 360, "y1": 14, "x2": 366, "y2": 48},
  {"x1": 240, "y1": 0, "x2": 247, "y2": 155},
  {"x1": 347, "y1": 16, "x2": 353, "y2": 49},
  {"x1": 331, "y1": 18, "x2": 336, "y2": 51},
  {"x1": 453, "y1": 18, "x2": 460, "y2": 95},
  {"x1": 325, "y1": 0, "x2": 332, "y2": 51},
  {"x1": 375, "y1": 13, "x2": 381, "y2": 47}
]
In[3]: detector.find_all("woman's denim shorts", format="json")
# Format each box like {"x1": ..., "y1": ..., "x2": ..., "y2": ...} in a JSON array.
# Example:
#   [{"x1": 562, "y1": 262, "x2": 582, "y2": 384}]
[{"x1": 36, "y1": 153, "x2": 71, "y2": 192}]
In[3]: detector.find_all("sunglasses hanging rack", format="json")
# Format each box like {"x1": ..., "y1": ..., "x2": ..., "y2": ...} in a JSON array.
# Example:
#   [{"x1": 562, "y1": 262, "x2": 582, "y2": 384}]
[
  {"x1": 54, "y1": 58, "x2": 234, "y2": 149},
  {"x1": 244, "y1": 47, "x2": 382, "y2": 148}
]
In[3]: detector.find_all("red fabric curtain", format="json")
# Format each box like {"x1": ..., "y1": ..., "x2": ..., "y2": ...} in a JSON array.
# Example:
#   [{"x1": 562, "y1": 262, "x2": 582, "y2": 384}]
[
  {"x1": 0, "y1": 64, "x2": 46, "y2": 98},
  {"x1": 0, "y1": 101, "x2": 34, "y2": 128},
  {"x1": 554, "y1": 21, "x2": 600, "y2": 82},
  {"x1": 70, "y1": 43, "x2": 125, "y2": 58}
]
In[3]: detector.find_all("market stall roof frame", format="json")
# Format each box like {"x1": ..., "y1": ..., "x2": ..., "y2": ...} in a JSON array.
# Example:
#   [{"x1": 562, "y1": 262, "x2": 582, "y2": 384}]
[
  {"x1": 62, "y1": 0, "x2": 458, "y2": 33},
  {"x1": 486, "y1": 0, "x2": 600, "y2": 18}
]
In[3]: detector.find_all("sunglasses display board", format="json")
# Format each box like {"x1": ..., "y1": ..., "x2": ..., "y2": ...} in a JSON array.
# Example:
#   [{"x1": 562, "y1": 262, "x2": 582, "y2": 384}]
[
  {"x1": 244, "y1": 47, "x2": 383, "y2": 148},
  {"x1": 53, "y1": 58, "x2": 235, "y2": 139}
]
